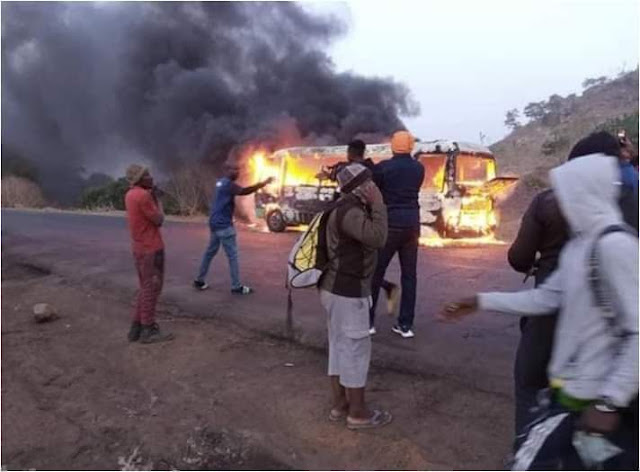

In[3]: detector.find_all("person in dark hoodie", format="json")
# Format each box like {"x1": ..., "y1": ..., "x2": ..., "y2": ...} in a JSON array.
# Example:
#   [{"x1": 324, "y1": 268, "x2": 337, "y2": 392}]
[
  {"x1": 508, "y1": 130, "x2": 638, "y2": 442},
  {"x1": 370, "y1": 131, "x2": 425, "y2": 338},
  {"x1": 443, "y1": 153, "x2": 638, "y2": 470}
]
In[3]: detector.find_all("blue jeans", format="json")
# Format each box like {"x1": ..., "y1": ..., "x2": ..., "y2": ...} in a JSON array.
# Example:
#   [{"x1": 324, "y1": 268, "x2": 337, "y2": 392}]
[{"x1": 196, "y1": 226, "x2": 241, "y2": 289}]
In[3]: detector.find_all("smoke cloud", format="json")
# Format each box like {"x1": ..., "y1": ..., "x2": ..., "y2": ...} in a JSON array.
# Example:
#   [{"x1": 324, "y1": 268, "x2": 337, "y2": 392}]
[{"x1": 2, "y1": 2, "x2": 419, "y2": 203}]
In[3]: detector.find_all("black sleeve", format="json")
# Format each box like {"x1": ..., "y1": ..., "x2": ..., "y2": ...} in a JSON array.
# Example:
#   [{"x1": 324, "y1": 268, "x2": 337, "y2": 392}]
[
  {"x1": 232, "y1": 182, "x2": 265, "y2": 196},
  {"x1": 508, "y1": 193, "x2": 543, "y2": 274},
  {"x1": 620, "y1": 186, "x2": 639, "y2": 233},
  {"x1": 372, "y1": 162, "x2": 383, "y2": 189}
]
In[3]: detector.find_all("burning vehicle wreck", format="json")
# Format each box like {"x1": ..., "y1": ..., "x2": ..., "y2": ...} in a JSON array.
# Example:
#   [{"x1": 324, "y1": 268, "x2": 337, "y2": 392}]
[
  {"x1": 251, "y1": 141, "x2": 517, "y2": 239},
  {"x1": 415, "y1": 141, "x2": 518, "y2": 238},
  {"x1": 250, "y1": 145, "x2": 392, "y2": 232}
]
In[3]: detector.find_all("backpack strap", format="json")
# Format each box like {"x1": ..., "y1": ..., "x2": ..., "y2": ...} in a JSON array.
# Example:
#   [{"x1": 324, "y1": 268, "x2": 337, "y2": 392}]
[{"x1": 588, "y1": 224, "x2": 636, "y2": 315}]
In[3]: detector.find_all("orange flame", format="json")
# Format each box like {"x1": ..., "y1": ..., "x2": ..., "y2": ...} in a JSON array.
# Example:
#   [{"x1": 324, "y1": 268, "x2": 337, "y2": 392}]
[
  {"x1": 419, "y1": 234, "x2": 506, "y2": 248},
  {"x1": 248, "y1": 151, "x2": 340, "y2": 189},
  {"x1": 248, "y1": 148, "x2": 515, "y2": 248}
]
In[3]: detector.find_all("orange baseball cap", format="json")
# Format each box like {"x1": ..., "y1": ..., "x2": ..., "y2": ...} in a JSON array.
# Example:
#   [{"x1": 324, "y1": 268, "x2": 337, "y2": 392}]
[{"x1": 391, "y1": 130, "x2": 415, "y2": 154}]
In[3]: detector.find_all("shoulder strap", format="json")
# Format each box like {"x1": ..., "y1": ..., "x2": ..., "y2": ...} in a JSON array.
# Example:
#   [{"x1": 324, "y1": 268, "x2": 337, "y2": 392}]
[{"x1": 588, "y1": 224, "x2": 636, "y2": 313}]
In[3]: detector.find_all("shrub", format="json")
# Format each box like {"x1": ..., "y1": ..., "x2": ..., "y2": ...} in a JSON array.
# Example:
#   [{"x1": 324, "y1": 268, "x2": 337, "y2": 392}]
[
  {"x1": 541, "y1": 133, "x2": 570, "y2": 156},
  {"x1": 81, "y1": 178, "x2": 129, "y2": 210},
  {"x1": 522, "y1": 172, "x2": 549, "y2": 190},
  {"x1": 163, "y1": 167, "x2": 207, "y2": 216},
  {"x1": 80, "y1": 176, "x2": 185, "y2": 215}
]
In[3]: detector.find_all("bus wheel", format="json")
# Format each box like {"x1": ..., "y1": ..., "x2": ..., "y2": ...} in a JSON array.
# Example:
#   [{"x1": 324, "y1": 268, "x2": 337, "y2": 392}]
[{"x1": 266, "y1": 209, "x2": 286, "y2": 233}]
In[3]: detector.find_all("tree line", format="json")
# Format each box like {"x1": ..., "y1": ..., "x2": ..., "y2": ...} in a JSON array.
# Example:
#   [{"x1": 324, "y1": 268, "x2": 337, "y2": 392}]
[{"x1": 503, "y1": 69, "x2": 637, "y2": 131}]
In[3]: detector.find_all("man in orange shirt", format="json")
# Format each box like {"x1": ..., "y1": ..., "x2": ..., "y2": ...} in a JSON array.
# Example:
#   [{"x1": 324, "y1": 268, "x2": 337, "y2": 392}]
[{"x1": 124, "y1": 164, "x2": 174, "y2": 344}]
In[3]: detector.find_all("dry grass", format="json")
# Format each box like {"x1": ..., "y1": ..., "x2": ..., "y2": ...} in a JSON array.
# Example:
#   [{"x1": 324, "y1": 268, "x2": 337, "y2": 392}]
[
  {"x1": 1, "y1": 176, "x2": 46, "y2": 208},
  {"x1": 492, "y1": 70, "x2": 639, "y2": 176}
]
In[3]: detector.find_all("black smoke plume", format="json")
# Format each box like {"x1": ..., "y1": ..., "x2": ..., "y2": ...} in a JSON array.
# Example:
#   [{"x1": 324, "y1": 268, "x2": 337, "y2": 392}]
[{"x1": 2, "y1": 2, "x2": 418, "y2": 204}]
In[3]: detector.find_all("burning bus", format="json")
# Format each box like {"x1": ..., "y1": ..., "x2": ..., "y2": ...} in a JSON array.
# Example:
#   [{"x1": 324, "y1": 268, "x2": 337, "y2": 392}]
[
  {"x1": 250, "y1": 144, "x2": 395, "y2": 233},
  {"x1": 415, "y1": 140, "x2": 517, "y2": 238},
  {"x1": 250, "y1": 140, "x2": 517, "y2": 238}
]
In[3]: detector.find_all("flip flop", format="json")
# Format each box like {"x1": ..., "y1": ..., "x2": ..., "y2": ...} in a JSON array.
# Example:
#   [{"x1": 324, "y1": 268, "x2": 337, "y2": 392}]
[
  {"x1": 328, "y1": 408, "x2": 348, "y2": 422},
  {"x1": 346, "y1": 409, "x2": 393, "y2": 430}
]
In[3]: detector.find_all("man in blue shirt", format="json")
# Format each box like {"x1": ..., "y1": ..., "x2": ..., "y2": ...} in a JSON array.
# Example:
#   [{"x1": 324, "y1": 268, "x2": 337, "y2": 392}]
[
  {"x1": 194, "y1": 163, "x2": 273, "y2": 294},
  {"x1": 619, "y1": 133, "x2": 638, "y2": 232},
  {"x1": 370, "y1": 131, "x2": 425, "y2": 338}
]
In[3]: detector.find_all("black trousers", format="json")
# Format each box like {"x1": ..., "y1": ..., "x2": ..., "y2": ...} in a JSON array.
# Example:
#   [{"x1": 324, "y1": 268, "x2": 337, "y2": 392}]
[
  {"x1": 513, "y1": 397, "x2": 638, "y2": 470},
  {"x1": 514, "y1": 315, "x2": 557, "y2": 435},
  {"x1": 370, "y1": 227, "x2": 419, "y2": 329}
]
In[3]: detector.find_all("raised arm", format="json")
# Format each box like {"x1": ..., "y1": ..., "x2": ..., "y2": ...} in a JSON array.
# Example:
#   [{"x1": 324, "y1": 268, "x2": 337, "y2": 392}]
[
  {"x1": 140, "y1": 191, "x2": 164, "y2": 226},
  {"x1": 340, "y1": 200, "x2": 388, "y2": 249}
]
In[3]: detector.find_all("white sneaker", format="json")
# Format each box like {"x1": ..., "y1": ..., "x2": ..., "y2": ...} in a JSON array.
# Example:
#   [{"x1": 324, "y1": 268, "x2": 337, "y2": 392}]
[
  {"x1": 392, "y1": 325, "x2": 414, "y2": 338},
  {"x1": 368, "y1": 327, "x2": 377, "y2": 336},
  {"x1": 193, "y1": 280, "x2": 209, "y2": 291}
]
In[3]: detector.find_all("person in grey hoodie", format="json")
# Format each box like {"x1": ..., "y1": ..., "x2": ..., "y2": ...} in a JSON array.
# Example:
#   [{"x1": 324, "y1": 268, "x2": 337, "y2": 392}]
[{"x1": 440, "y1": 153, "x2": 638, "y2": 470}]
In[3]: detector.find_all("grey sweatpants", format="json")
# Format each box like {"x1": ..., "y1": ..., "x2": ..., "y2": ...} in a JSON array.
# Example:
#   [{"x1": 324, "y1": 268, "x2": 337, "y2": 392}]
[{"x1": 320, "y1": 290, "x2": 372, "y2": 388}]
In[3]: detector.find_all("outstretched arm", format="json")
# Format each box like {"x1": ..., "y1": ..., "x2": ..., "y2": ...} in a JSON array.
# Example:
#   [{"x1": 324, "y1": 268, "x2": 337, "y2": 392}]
[
  {"x1": 478, "y1": 270, "x2": 562, "y2": 315},
  {"x1": 232, "y1": 177, "x2": 274, "y2": 196},
  {"x1": 439, "y1": 270, "x2": 563, "y2": 322}
]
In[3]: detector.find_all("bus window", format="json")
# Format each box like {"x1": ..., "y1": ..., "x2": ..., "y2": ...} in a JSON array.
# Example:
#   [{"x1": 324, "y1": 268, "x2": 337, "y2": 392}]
[
  {"x1": 418, "y1": 154, "x2": 446, "y2": 191},
  {"x1": 456, "y1": 156, "x2": 496, "y2": 186},
  {"x1": 283, "y1": 154, "x2": 343, "y2": 186}
]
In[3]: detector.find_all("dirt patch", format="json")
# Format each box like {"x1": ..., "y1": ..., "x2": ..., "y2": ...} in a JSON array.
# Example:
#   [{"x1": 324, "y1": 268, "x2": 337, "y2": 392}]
[
  {"x1": 1, "y1": 258, "x2": 511, "y2": 470},
  {"x1": 1, "y1": 255, "x2": 51, "y2": 281}
]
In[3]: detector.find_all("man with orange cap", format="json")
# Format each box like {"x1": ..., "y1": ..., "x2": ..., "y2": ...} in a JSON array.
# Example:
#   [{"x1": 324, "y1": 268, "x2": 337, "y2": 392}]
[{"x1": 370, "y1": 130, "x2": 425, "y2": 338}]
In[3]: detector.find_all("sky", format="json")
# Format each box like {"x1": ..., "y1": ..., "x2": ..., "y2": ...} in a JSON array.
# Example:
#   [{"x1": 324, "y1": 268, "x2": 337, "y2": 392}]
[{"x1": 309, "y1": 0, "x2": 639, "y2": 145}]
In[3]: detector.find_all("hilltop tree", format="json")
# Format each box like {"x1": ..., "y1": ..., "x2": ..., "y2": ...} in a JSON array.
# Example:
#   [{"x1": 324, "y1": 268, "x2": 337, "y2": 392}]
[
  {"x1": 582, "y1": 76, "x2": 608, "y2": 89},
  {"x1": 546, "y1": 95, "x2": 563, "y2": 115},
  {"x1": 565, "y1": 94, "x2": 579, "y2": 114},
  {"x1": 504, "y1": 109, "x2": 521, "y2": 130},
  {"x1": 523, "y1": 101, "x2": 546, "y2": 121},
  {"x1": 541, "y1": 94, "x2": 564, "y2": 126}
]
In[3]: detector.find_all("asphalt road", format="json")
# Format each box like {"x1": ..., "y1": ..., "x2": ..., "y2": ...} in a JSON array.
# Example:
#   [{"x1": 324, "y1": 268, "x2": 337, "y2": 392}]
[{"x1": 2, "y1": 209, "x2": 529, "y2": 399}]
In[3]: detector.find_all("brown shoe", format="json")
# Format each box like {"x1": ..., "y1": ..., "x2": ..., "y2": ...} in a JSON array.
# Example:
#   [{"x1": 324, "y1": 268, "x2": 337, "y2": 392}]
[{"x1": 139, "y1": 323, "x2": 174, "y2": 344}]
